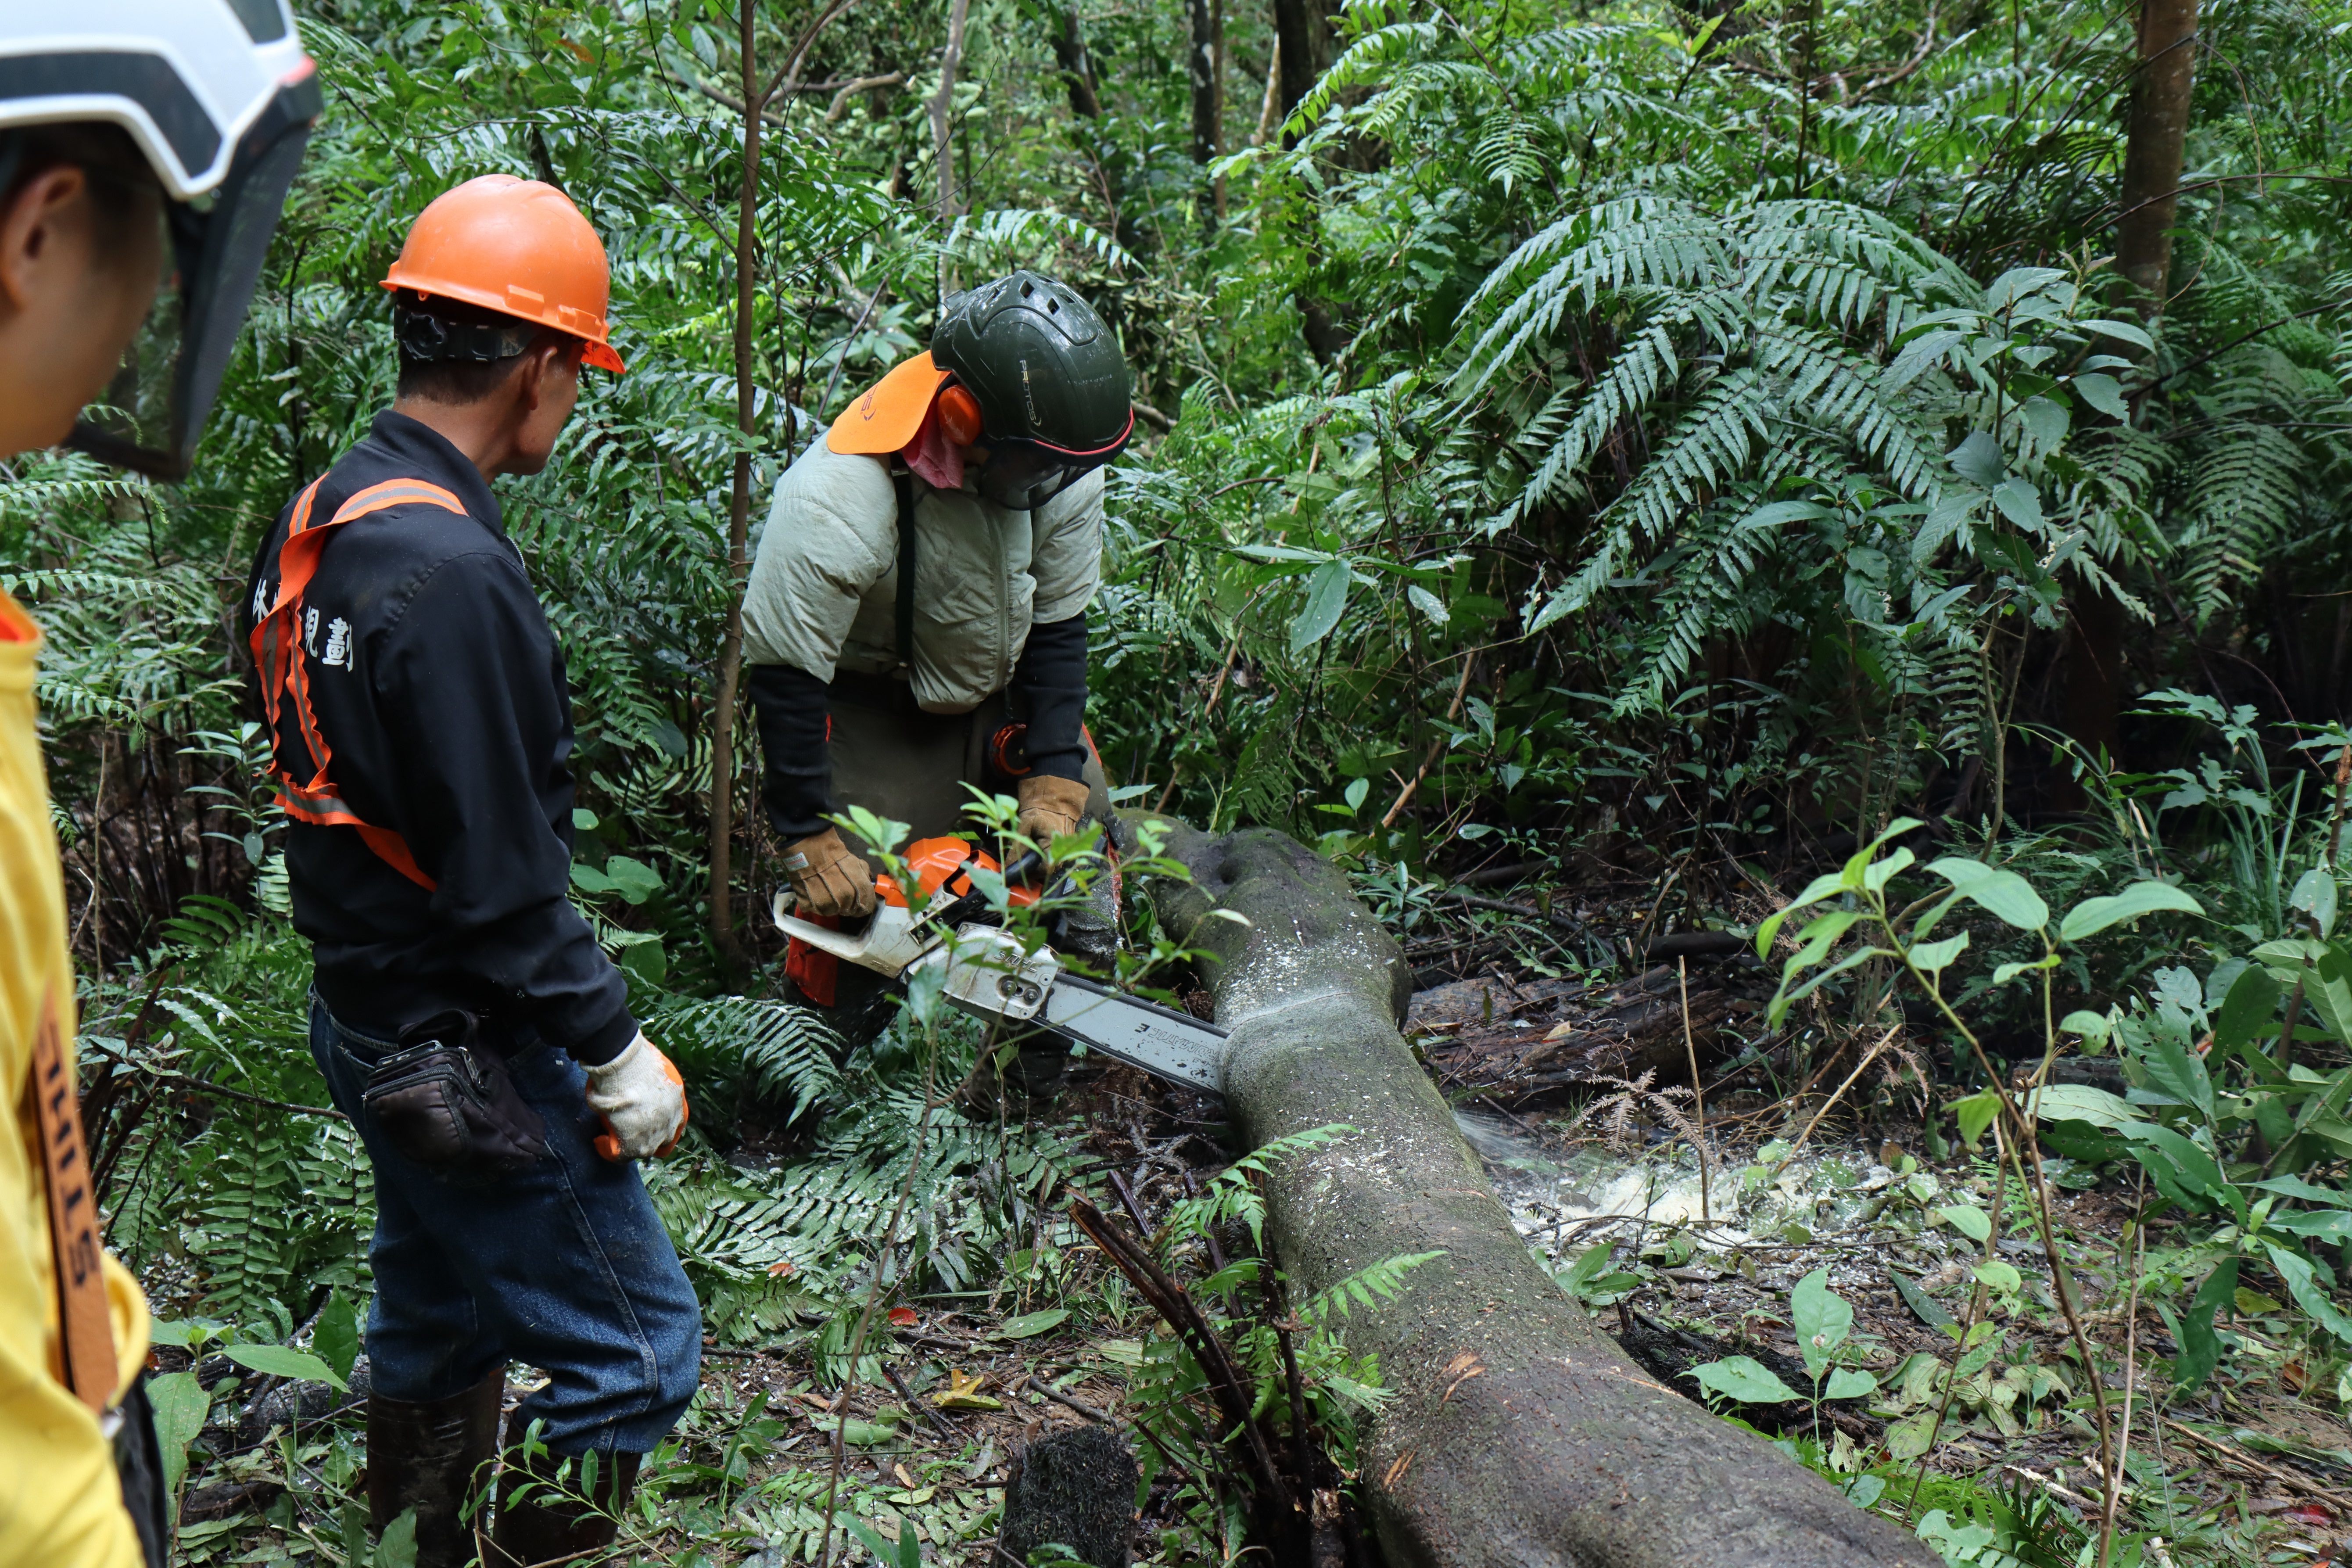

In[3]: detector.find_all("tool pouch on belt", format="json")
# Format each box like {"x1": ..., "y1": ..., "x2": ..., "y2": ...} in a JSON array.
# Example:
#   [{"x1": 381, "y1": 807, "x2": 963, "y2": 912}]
[{"x1": 362, "y1": 1010, "x2": 549, "y2": 1180}]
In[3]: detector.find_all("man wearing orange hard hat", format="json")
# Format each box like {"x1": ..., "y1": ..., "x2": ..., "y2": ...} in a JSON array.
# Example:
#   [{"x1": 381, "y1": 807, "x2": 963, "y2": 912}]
[
  {"x1": 742, "y1": 271, "x2": 1133, "y2": 1042},
  {"x1": 240, "y1": 174, "x2": 696, "y2": 1568}
]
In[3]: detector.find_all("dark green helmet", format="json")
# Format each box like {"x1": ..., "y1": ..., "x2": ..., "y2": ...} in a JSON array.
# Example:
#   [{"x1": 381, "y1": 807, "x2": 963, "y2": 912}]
[{"x1": 933, "y1": 271, "x2": 1133, "y2": 486}]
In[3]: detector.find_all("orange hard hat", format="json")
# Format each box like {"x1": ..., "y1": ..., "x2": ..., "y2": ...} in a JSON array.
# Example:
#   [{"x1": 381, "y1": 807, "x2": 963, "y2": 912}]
[
  {"x1": 381, "y1": 175, "x2": 626, "y2": 373},
  {"x1": 828, "y1": 352, "x2": 954, "y2": 454}
]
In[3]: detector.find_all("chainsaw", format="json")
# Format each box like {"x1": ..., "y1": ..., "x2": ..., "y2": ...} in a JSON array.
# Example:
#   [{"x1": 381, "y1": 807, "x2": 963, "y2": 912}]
[{"x1": 771, "y1": 836, "x2": 1229, "y2": 1094}]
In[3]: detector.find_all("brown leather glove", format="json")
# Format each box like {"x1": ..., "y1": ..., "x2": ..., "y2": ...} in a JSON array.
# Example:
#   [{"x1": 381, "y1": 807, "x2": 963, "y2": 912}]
[
  {"x1": 1017, "y1": 773, "x2": 1092, "y2": 845},
  {"x1": 783, "y1": 826, "x2": 877, "y2": 918}
]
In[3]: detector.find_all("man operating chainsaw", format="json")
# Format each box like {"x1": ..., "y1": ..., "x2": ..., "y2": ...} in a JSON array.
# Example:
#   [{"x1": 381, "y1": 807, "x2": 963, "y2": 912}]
[
  {"x1": 241, "y1": 176, "x2": 697, "y2": 1568},
  {"x1": 744, "y1": 270, "x2": 1132, "y2": 1037}
]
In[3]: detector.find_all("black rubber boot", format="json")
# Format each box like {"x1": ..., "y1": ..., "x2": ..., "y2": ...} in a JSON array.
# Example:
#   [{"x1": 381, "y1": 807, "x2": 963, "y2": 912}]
[
  {"x1": 366, "y1": 1369, "x2": 503, "y2": 1568},
  {"x1": 487, "y1": 1412, "x2": 641, "y2": 1568}
]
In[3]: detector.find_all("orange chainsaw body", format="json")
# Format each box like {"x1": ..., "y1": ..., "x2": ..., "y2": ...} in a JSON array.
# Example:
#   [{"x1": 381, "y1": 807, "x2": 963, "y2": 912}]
[{"x1": 875, "y1": 836, "x2": 1040, "y2": 910}]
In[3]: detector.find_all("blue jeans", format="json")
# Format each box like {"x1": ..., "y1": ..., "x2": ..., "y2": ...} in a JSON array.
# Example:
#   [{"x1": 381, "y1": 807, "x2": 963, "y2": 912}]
[{"x1": 309, "y1": 994, "x2": 701, "y2": 1456}]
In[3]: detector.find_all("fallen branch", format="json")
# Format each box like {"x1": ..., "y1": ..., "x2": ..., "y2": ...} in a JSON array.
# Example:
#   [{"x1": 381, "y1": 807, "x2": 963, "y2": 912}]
[{"x1": 1013, "y1": 1373, "x2": 1115, "y2": 1424}]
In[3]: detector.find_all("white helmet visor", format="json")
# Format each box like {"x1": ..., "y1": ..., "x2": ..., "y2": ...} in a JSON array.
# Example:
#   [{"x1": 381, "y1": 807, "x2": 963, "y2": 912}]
[{"x1": 62, "y1": 65, "x2": 316, "y2": 478}]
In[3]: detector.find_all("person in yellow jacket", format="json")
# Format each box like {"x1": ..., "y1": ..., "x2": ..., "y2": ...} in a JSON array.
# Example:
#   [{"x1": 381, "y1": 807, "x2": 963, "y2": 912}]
[{"x1": 0, "y1": 8, "x2": 321, "y2": 1565}]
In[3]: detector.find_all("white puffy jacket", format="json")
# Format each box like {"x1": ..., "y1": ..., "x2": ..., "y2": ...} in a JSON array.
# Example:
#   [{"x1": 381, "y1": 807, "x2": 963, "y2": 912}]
[{"x1": 740, "y1": 434, "x2": 1104, "y2": 713}]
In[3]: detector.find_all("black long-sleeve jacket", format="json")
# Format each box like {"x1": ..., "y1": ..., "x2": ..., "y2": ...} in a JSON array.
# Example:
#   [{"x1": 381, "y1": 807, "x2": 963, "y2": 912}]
[{"x1": 241, "y1": 410, "x2": 635, "y2": 1064}]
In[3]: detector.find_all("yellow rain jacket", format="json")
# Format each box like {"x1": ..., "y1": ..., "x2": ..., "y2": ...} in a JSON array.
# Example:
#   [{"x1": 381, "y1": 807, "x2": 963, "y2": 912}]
[{"x1": 0, "y1": 591, "x2": 150, "y2": 1567}]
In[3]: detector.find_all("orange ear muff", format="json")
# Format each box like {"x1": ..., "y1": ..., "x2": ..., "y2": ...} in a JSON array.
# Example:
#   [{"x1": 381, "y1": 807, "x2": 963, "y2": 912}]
[{"x1": 937, "y1": 384, "x2": 984, "y2": 446}]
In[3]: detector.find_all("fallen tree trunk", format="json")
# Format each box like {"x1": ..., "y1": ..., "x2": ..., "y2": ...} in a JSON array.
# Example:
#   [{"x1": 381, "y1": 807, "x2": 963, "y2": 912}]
[
  {"x1": 1146, "y1": 824, "x2": 1929, "y2": 1568},
  {"x1": 1413, "y1": 965, "x2": 1753, "y2": 1100}
]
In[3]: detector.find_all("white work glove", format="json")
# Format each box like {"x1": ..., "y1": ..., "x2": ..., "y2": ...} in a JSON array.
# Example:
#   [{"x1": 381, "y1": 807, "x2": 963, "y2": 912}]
[{"x1": 584, "y1": 1033, "x2": 689, "y2": 1161}]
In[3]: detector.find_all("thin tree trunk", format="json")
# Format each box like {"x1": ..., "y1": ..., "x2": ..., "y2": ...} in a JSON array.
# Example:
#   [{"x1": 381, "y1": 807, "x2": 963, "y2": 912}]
[
  {"x1": 2115, "y1": 0, "x2": 2201, "y2": 312},
  {"x1": 1048, "y1": 7, "x2": 1102, "y2": 121},
  {"x1": 1269, "y1": 0, "x2": 1345, "y2": 364},
  {"x1": 1270, "y1": 0, "x2": 1324, "y2": 129},
  {"x1": 1210, "y1": 0, "x2": 1228, "y2": 219},
  {"x1": 2060, "y1": 0, "x2": 2198, "y2": 799},
  {"x1": 1189, "y1": 0, "x2": 1219, "y2": 175},
  {"x1": 708, "y1": 0, "x2": 764, "y2": 955},
  {"x1": 929, "y1": 0, "x2": 973, "y2": 222}
]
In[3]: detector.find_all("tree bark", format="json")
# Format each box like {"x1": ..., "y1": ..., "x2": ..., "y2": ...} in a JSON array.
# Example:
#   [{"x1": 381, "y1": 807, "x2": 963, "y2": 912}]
[
  {"x1": 1144, "y1": 823, "x2": 1932, "y2": 1568},
  {"x1": 1270, "y1": 0, "x2": 1327, "y2": 130},
  {"x1": 929, "y1": 0, "x2": 973, "y2": 222},
  {"x1": 2114, "y1": 0, "x2": 2201, "y2": 312},
  {"x1": 1047, "y1": 7, "x2": 1103, "y2": 121},
  {"x1": 708, "y1": 0, "x2": 764, "y2": 955},
  {"x1": 2058, "y1": 0, "x2": 2196, "y2": 800},
  {"x1": 1189, "y1": 0, "x2": 1220, "y2": 230}
]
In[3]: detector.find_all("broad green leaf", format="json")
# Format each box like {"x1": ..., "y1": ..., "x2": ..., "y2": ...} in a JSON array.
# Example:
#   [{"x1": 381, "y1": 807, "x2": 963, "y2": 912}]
[
  {"x1": 1845, "y1": 1473, "x2": 1887, "y2": 1510},
  {"x1": 1954, "y1": 1334, "x2": 2004, "y2": 1381},
  {"x1": 1949, "y1": 431, "x2": 2005, "y2": 486},
  {"x1": 994, "y1": 1308, "x2": 1071, "y2": 1340},
  {"x1": 2265, "y1": 1209, "x2": 2352, "y2": 1241},
  {"x1": 1782, "y1": 908, "x2": 1865, "y2": 978},
  {"x1": 2138, "y1": 1023, "x2": 2216, "y2": 1122},
  {"x1": 2071, "y1": 373, "x2": 2128, "y2": 420},
  {"x1": 1288, "y1": 558, "x2": 1351, "y2": 654},
  {"x1": 1792, "y1": 1268, "x2": 1852, "y2": 1376},
  {"x1": 2265, "y1": 1243, "x2": 2352, "y2": 1344},
  {"x1": 2293, "y1": 868, "x2": 2341, "y2": 938},
  {"x1": 146, "y1": 1371, "x2": 209, "y2": 1495},
  {"x1": 2026, "y1": 1082, "x2": 2142, "y2": 1130},
  {"x1": 1972, "y1": 1260, "x2": 2022, "y2": 1293},
  {"x1": 1891, "y1": 1269, "x2": 1955, "y2": 1329},
  {"x1": 222, "y1": 1342, "x2": 345, "y2": 1391},
  {"x1": 1825, "y1": 1367, "x2": 1879, "y2": 1399},
  {"x1": 1907, "y1": 931, "x2": 1970, "y2": 975},
  {"x1": 1555, "y1": 1242, "x2": 1619, "y2": 1299},
  {"x1": 2123, "y1": 1123, "x2": 2225, "y2": 1208},
  {"x1": 1861, "y1": 845, "x2": 1915, "y2": 893},
  {"x1": 375, "y1": 1508, "x2": 418, "y2": 1568},
  {"x1": 1926, "y1": 858, "x2": 2049, "y2": 930},
  {"x1": 1756, "y1": 870, "x2": 1857, "y2": 953},
  {"x1": 1937, "y1": 1204, "x2": 1993, "y2": 1243},
  {"x1": 1885, "y1": 1411, "x2": 1938, "y2": 1460},
  {"x1": 1689, "y1": 1355, "x2": 1801, "y2": 1406},
  {"x1": 2080, "y1": 317, "x2": 2155, "y2": 350},
  {"x1": 1768, "y1": 944, "x2": 1889, "y2": 1028},
  {"x1": 2211, "y1": 964, "x2": 2286, "y2": 1048},
  {"x1": 2252, "y1": 1175, "x2": 2351, "y2": 1207},
  {"x1": 600, "y1": 855, "x2": 663, "y2": 904},
  {"x1": 1949, "y1": 1090, "x2": 2004, "y2": 1149},
  {"x1": 313, "y1": 1292, "x2": 361, "y2": 1386},
  {"x1": 1990, "y1": 477, "x2": 2044, "y2": 530},
  {"x1": 2059, "y1": 1009, "x2": 2112, "y2": 1047},
  {"x1": 2058, "y1": 881, "x2": 2203, "y2": 942},
  {"x1": 1991, "y1": 955, "x2": 2058, "y2": 985}
]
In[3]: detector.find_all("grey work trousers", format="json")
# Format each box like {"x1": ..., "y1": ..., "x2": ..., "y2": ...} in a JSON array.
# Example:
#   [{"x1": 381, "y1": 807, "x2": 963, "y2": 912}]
[{"x1": 797, "y1": 678, "x2": 1111, "y2": 1041}]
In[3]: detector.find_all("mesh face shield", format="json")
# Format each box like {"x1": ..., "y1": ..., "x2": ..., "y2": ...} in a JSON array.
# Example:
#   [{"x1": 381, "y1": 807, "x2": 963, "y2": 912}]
[
  {"x1": 64, "y1": 70, "x2": 320, "y2": 479},
  {"x1": 975, "y1": 441, "x2": 1095, "y2": 512}
]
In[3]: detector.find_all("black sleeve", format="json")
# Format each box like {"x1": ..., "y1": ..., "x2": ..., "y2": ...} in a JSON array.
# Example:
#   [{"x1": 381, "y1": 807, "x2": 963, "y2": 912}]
[
  {"x1": 749, "y1": 661, "x2": 833, "y2": 841},
  {"x1": 376, "y1": 553, "x2": 637, "y2": 1066},
  {"x1": 1011, "y1": 613, "x2": 1089, "y2": 782}
]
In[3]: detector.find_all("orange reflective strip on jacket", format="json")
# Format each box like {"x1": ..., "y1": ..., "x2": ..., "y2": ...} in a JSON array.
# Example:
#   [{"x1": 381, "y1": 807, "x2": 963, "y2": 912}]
[{"x1": 251, "y1": 477, "x2": 470, "y2": 891}]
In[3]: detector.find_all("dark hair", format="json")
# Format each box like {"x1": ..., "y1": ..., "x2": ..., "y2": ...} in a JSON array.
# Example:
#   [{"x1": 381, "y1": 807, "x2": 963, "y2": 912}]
[
  {"x1": 0, "y1": 123, "x2": 164, "y2": 263},
  {"x1": 393, "y1": 293, "x2": 548, "y2": 405}
]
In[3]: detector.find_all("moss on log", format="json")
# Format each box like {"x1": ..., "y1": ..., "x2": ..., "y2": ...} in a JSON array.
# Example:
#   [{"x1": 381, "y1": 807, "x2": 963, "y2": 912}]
[{"x1": 1147, "y1": 824, "x2": 1932, "y2": 1568}]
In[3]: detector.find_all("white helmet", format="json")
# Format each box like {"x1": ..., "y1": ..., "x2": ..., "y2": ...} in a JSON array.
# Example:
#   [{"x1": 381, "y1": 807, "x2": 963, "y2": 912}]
[{"x1": 0, "y1": 2, "x2": 322, "y2": 476}]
